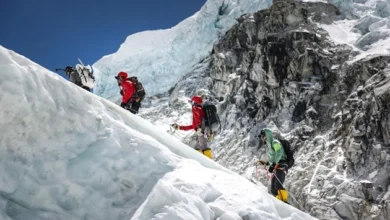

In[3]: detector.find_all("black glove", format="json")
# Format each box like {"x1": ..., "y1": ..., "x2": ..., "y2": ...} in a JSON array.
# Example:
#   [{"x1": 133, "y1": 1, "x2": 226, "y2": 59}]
[
  {"x1": 268, "y1": 163, "x2": 275, "y2": 173},
  {"x1": 171, "y1": 124, "x2": 179, "y2": 130},
  {"x1": 120, "y1": 90, "x2": 123, "y2": 95}
]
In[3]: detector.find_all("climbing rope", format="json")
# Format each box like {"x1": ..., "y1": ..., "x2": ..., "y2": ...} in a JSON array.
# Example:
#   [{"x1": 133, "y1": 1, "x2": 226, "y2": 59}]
[
  {"x1": 255, "y1": 163, "x2": 308, "y2": 213},
  {"x1": 168, "y1": 125, "x2": 195, "y2": 142},
  {"x1": 272, "y1": 170, "x2": 308, "y2": 213}
]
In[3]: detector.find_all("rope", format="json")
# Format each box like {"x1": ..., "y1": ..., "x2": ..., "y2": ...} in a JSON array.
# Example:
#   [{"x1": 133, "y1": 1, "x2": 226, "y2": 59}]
[
  {"x1": 170, "y1": 128, "x2": 195, "y2": 142},
  {"x1": 255, "y1": 163, "x2": 308, "y2": 212},
  {"x1": 272, "y1": 169, "x2": 309, "y2": 213},
  {"x1": 265, "y1": 165, "x2": 273, "y2": 179}
]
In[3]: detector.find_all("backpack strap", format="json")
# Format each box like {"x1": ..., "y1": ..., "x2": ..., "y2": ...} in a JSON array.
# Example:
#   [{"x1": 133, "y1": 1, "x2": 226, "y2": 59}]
[{"x1": 127, "y1": 80, "x2": 139, "y2": 101}]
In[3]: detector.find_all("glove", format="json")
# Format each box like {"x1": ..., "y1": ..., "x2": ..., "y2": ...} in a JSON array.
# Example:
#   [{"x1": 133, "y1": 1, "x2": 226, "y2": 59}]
[
  {"x1": 257, "y1": 160, "x2": 269, "y2": 166},
  {"x1": 136, "y1": 98, "x2": 140, "y2": 102},
  {"x1": 268, "y1": 163, "x2": 275, "y2": 173},
  {"x1": 171, "y1": 124, "x2": 179, "y2": 130},
  {"x1": 120, "y1": 90, "x2": 123, "y2": 95},
  {"x1": 120, "y1": 102, "x2": 127, "y2": 108}
]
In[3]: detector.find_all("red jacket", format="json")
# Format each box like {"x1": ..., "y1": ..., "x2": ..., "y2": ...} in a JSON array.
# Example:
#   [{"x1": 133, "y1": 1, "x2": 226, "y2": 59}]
[
  {"x1": 121, "y1": 79, "x2": 135, "y2": 103},
  {"x1": 179, "y1": 105, "x2": 205, "y2": 131}
]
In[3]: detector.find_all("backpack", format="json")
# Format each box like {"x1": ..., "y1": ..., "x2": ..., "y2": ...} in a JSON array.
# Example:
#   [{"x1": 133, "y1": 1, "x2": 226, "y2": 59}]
[
  {"x1": 279, "y1": 139, "x2": 294, "y2": 168},
  {"x1": 128, "y1": 77, "x2": 146, "y2": 101},
  {"x1": 201, "y1": 103, "x2": 221, "y2": 133}
]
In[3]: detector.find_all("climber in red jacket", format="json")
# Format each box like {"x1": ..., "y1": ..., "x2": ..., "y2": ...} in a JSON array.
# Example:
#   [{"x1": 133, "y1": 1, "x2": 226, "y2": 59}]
[
  {"x1": 115, "y1": 71, "x2": 137, "y2": 113},
  {"x1": 172, "y1": 95, "x2": 213, "y2": 159},
  {"x1": 177, "y1": 96, "x2": 205, "y2": 131}
]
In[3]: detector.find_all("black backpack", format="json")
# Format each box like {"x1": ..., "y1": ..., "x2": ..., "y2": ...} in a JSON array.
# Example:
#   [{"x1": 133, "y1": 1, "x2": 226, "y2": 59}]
[
  {"x1": 128, "y1": 77, "x2": 146, "y2": 101},
  {"x1": 202, "y1": 103, "x2": 221, "y2": 133},
  {"x1": 134, "y1": 82, "x2": 146, "y2": 101},
  {"x1": 279, "y1": 139, "x2": 294, "y2": 168}
]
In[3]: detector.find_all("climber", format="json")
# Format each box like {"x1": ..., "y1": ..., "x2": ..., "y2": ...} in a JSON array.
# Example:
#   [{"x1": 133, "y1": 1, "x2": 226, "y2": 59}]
[
  {"x1": 257, "y1": 128, "x2": 289, "y2": 203},
  {"x1": 127, "y1": 76, "x2": 145, "y2": 114},
  {"x1": 115, "y1": 71, "x2": 137, "y2": 114},
  {"x1": 171, "y1": 96, "x2": 213, "y2": 159},
  {"x1": 55, "y1": 66, "x2": 91, "y2": 91}
]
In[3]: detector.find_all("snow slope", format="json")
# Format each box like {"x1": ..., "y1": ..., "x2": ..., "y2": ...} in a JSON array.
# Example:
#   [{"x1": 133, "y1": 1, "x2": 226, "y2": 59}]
[
  {"x1": 93, "y1": 0, "x2": 272, "y2": 100},
  {"x1": 0, "y1": 45, "x2": 315, "y2": 220}
]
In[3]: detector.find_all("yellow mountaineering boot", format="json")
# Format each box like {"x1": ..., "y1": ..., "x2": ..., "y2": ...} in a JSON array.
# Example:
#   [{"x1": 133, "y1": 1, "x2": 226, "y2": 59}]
[
  {"x1": 276, "y1": 189, "x2": 288, "y2": 202},
  {"x1": 203, "y1": 148, "x2": 213, "y2": 159}
]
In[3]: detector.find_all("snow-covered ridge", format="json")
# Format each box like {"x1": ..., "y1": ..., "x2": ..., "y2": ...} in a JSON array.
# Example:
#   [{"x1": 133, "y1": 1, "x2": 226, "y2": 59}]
[
  {"x1": 0, "y1": 45, "x2": 315, "y2": 220},
  {"x1": 93, "y1": 0, "x2": 273, "y2": 100}
]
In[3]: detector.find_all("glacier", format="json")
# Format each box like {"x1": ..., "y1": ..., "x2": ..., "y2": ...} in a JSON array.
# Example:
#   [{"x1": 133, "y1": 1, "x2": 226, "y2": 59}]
[
  {"x1": 0, "y1": 45, "x2": 316, "y2": 220},
  {"x1": 93, "y1": 0, "x2": 273, "y2": 100}
]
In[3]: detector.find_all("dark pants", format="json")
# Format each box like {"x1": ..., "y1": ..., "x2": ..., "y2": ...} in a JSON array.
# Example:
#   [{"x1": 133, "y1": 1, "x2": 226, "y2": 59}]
[
  {"x1": 81, "y1": 85, "x2": 91, "y2": 92},
  {"x1": 128, "y1": 101, "x2": 141, "y2": 114},
  {"x1": 270, "y1": 165, "x2": 287, "y2": 196},
  {"x1": 75, "y1": 81, "x2": 91, "y2": 92}
]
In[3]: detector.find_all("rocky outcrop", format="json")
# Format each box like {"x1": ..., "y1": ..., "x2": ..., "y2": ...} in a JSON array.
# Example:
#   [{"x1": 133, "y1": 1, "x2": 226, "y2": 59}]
[{"x1": 202, "y1": 0, "x2": 390, "y2": 219}]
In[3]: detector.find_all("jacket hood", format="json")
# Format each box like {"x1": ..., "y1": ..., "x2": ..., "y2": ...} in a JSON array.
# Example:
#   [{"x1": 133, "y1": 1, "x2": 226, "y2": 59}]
[{"x1": 261, "y1": 128, "x2": 274, "y2": 146}]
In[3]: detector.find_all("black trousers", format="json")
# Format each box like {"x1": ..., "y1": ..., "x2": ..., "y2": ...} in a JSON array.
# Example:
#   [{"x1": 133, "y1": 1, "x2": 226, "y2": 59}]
[
  {"x1": 270, "y1": 166, "x2": 287, "y2": 196},
  {"x1": 75, "y1": 82, "x2": 91, "y2": 92},
  {"x1": 81, "y1": 85, "x2": 91, "y2": 92},
  {"x1": 128, "y1": 101, "x2": 141, "y2": 114}
]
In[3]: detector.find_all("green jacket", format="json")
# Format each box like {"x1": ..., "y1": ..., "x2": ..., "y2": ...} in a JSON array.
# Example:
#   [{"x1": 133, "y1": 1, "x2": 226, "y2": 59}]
[{"x1": 262, "y1": 128, "x2": 287, "y2": 164}]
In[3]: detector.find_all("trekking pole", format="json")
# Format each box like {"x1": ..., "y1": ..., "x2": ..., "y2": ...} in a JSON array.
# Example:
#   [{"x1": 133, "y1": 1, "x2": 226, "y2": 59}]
[
  {"x1": 78, "y1": 58, "x2": 85, "y2": 66},
  {"x1": 55, "y1": 68, "x2": 71, "y2": 78},
  {"x1": 272, "y1": 173, "x2": 308, "y2": 213}
]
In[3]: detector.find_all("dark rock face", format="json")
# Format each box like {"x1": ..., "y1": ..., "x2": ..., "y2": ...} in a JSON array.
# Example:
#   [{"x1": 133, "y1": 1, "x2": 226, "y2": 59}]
[
  {"x1": 211, "y1": 0, "x2": 346, "y2": 133},
  {"x1": 203, "y1": 0, "x2": 390, "y2": 219}
]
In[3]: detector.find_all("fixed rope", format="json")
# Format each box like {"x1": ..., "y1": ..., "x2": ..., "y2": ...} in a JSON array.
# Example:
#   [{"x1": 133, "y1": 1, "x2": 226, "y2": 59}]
[{"x1": 255, "y1": 163, "x2": 308, "y2": 212}]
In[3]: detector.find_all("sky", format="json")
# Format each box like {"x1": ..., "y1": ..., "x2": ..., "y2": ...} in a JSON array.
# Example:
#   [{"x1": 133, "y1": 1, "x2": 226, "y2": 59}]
[{"x1": 0, "y1": 0, "x2": 206, "y2": 78}]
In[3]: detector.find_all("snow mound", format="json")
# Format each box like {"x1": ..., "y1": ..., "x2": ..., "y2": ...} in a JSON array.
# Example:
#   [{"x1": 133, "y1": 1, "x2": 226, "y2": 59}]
[
  {"x1": 0, "y1": 45, "x2": 315, "y2": 220},
  {"x1": 93, "y1": 0, "x2": 272, "y2": 100}
]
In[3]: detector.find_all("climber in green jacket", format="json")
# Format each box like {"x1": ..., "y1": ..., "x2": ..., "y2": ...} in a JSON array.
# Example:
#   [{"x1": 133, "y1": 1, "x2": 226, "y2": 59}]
[{"x1": 257, "y1": 128, "x2": 289, "y2": 202}]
